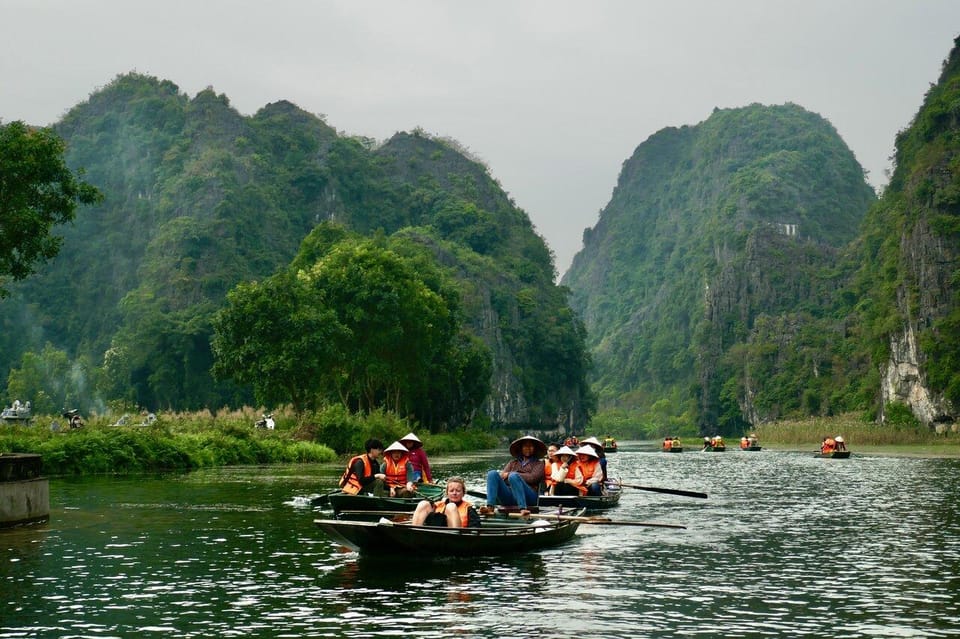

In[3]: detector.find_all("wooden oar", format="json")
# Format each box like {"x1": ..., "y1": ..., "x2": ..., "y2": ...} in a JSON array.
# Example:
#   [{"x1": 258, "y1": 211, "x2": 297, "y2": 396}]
[
  {"x1": 615, "y1": 482, "x2": 707, "y2": 499},
  {"x1": 502, "y1": 512, "x2": 686, "y2": 529}
]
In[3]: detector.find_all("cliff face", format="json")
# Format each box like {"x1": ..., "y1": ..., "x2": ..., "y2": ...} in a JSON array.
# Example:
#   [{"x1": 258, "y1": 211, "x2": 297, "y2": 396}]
[
  {"x1": 865, "y1": 39, "x2": 960, "y2": 427},
  {"x1": 564, "y1": 103, "x2": 876, "y2": 430}
]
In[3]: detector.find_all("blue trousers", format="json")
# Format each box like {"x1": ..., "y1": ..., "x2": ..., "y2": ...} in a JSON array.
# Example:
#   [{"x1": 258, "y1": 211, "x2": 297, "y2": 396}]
[{"x1": 486, "y1": 470, "x2": 538, "y2": 508}]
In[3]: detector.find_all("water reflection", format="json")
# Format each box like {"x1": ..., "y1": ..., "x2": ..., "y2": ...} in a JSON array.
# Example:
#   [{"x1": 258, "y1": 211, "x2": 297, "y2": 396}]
[{"x1": 2, "y1": 449, "x2": 960, "y2": 637}]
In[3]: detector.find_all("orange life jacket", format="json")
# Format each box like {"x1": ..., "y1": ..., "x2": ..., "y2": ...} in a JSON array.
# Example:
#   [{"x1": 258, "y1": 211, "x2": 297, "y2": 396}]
[
  {"x1": 382, "y1": 454, "x2": 409, "y2": 487},
  {"x1": 822, "y1": 438, "x2": 836, "y2": 454},
  {"x1": 572, "y1": 458, "x2": 600, "y2": 494},
  {"x1": 339, "y1": 454, "x2": 373, "y2": 494},
  {"x1": 434, "y1": 498, "x2": 474, "y2": 527},
  {"x1": 663, "y1": 439, "x2": 672, "y2": 450}
]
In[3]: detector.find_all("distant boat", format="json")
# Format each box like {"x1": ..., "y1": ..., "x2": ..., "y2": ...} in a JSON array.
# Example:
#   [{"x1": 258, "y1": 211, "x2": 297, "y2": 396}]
[
  {"x1": 816, "y1": 450, "x2": 851, "y2": 459},
  {"x1": 602, "y1": 436, "x2": 618, "y2": 453}
]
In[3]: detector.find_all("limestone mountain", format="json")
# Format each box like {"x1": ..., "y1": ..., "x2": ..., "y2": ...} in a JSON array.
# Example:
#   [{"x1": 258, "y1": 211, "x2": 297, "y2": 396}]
[
  {"x1": 563, "y1": 103, "x2": 876, "y2": 431},
  {"x1": 856, "y1": 37, "x2": 960, "y2": 428},
  {"x1": 0, "y1": 73, "x2": 592, "y2": 430}
]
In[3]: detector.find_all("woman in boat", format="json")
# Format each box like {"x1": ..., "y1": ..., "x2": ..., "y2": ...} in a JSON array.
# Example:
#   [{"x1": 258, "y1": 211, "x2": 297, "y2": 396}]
[
  {"x1": 338, "y1": 438, "x2": 384, "y2": 495},
  {"x1": 546, "y1": 445, "x2": 581, "y2": 496},
  {"x1": 570, "y1": 445, "x2": 604, "y2": 496},
  {"x1": 834, "y1": 435, "x2": 847, "y2": 452},
  {"x1": 485, "y1": 435, "x2": 546, "y2": 511},
  {"x1": 411, "y1": 476, "x2": 480, "y2": 528},
  {"x1": 381, "y1": 441, "x2": 418, "y2": 498},
  {"x1": 399, "y1": 432, "x2": 433, "y2": 484},
  {"x1": 580, "y1": 436, "x2": 608, "y2": 481}
]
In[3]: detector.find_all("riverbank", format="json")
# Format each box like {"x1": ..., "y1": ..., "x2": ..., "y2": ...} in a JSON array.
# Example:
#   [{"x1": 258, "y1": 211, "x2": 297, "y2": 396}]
[
  {"x1": 753, "y1": 414, "x2": 960, "y2": 457},
  {"x1": 0, "y1": 407, "x2": 500, "y2": 476}
]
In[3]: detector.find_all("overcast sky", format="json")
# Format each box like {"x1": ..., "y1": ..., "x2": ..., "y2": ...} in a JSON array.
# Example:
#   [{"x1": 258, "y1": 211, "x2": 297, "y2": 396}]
[{"x1": 3, "y1": 1, "x2": 959, "y2": 277}]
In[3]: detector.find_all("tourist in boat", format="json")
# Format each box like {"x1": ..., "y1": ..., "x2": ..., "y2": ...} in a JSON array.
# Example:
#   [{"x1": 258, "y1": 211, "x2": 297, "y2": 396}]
[
  {"x1": 821, "y1": 436, "x2": 837, "y2": 454},
  {"x1": 484, "y1": 435, "x2": 546, "y2": 512},
  {"x1": 338, "y1": 438, "x2": 384, "y2": 495},
  {"x1": 411, "y1": 476, "x2": 480, "y2": 528},
  {"x1": 663, "y1": 437, "x2": 673, "y2": 451},
  {"x1": 748, "y1": 433, "x2": 759, "y2": 448},
  {"x1": 671, "y1": 436, "x2": 682, "y2": 449},
  {"x1": 399, "y1": 432, "x2": 433, "y2": 484},
  {"x1": 834, "y1": 435, "x2": 847, "y2": 452},
  {"x1": 569, "y1": 445, "x2": 604, "y2": 496},
  {"x1": 580, "y1": 436, "x2": 608, "y2": 481},
  {"x1": 740, "y1": 436, "x2": 749, "y2": 450},
  {"x1": 380, "y1": 441, "x2": 418, "y2": 498},
  {"x1": 545, "y1": 445, "x2": 580, "y2": 496}
]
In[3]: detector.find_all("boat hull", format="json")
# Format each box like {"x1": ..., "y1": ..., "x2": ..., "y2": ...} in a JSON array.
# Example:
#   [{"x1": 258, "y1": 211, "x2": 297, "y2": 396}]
[
  {"x1": 662, "y1": 447, "x2": 684, "y2": 453},
  {"x1": 702, "y1": 446, "x2": 726, "y2": 452},
  {"x1": 314, "y1": 516, "x2": 581, "y2": 556},
  {"x1": 816, "y1": 450, "x2": 851, "y2": 459},
  {"x1": 537, "y1": 488, "x2": 622, "y2": 510},
  {"x1": 328, "y1": 485, "x2": 444, "y2": 520},
  {"x1": 740, "y1": 445, "x2": 762, "y2": 451}
]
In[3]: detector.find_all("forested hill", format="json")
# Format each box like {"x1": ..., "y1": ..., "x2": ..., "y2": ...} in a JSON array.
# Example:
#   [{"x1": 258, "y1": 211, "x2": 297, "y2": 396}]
[
  {"x1": 853, "y1": 36, "x2": 960, "y2": 428},
  {"x1": 0, "y1": 73, "x2": 592, "y2": 430},
  {"x1": 562, "y1": 103, "x2": 877, "y2": 432}
]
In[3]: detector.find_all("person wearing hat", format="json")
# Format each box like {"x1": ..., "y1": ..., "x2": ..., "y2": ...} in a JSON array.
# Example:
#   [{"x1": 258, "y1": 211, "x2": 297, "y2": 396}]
[
  {"x1": 484, "y1": 436, "x2": 546, "y2": 512},
  {"x1": 411, "y1": 476, "x2": 480, "y2": 528},
  {"x1": 834, "y1": 435, "x2": 847, "y2": 452},
  {"x1": 546, "y1": 445, "x2": 581, "y2": 496},
  {"x1": 380, "y1": 441, "x2": 418, "y2": 498},
  {"x1": 580, "y1": 436, "x2": 608, "y2": 482},
  {"x1": 399, "y1": 432, "x2": 433, "y2": 484},
  {"x1": 570, "y1": 445, "x2": 604, "y2": 496}
]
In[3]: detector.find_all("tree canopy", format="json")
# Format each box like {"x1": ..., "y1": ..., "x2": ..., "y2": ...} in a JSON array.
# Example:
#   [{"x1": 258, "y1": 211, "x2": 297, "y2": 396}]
[{"x1": 0, "y1": 121, "x2": 101, "y2": 297}]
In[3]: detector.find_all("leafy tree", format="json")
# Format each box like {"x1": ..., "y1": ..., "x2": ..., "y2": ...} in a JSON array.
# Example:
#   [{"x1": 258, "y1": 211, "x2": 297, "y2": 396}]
[
  {"x1": 0, "y1": 121, "x2": 101, "y2": 296},
  {"x1": 5, "y1": 343, "x2": 96, "y2": 414}
]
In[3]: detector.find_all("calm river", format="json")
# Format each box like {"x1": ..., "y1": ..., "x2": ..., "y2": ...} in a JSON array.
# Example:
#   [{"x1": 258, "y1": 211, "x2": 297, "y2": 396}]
[{"x1": 2, "y1": 444, "x2": 960, "y2": 638}]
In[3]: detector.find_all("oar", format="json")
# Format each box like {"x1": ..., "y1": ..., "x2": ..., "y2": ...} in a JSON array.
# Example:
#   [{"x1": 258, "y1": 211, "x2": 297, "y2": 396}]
[
  {"x1": 502, "y1": 512, "x2": 686, "y2": 529},
  {"x1": 615, "y1": 482, "x2": 707, "y2": 499}
]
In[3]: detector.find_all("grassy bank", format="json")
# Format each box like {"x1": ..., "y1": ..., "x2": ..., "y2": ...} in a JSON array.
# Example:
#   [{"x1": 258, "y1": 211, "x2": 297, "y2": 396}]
[
  {"x1": 754, "y1": 414, "x2": 960, "y2": 456},
  {"x1": 0, "y1": 406, "x2": 501, "y2": 476}
]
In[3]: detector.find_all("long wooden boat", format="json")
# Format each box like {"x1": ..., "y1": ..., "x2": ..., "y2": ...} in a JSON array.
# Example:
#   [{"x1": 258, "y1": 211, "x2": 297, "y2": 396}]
[
  {"x1": 314, "y1": 512, "x2": 583, "y2": 556},
  {"x1": 602, "y1": 437, "x2": 618, "y2": 453},
  {"x1": 815, "y1": 450, "x2": 851, "y2": 459},
  {"x1": 702, "y1": 445, "x2": 726, "y2": 452},
  {"x1": 662, "y1": 446, "x2": 683, "y2": 453},
  {"x1": 537, "y1": 487, "x2": 622, "y2": 510},
  {"x1": 326, "y1": 484, "x2": 445, "y2": 520},
  {"x1": 740, "y1": 445, "x2": 762, "y2": 451}
]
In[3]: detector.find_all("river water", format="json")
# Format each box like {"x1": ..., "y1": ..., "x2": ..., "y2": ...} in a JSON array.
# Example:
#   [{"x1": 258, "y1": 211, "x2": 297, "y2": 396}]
[{"x1": 2, "y1": 444, "x2": 959, "y2": 638}]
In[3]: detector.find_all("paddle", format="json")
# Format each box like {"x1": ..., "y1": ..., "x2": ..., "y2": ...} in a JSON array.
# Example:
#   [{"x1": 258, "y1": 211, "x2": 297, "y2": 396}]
[
  {"x1": 614, "y1": 482, "x2": 707, "y2": 499},
  {"x1": 502, "y1": 512, "x2": 686, "y2": 529}
]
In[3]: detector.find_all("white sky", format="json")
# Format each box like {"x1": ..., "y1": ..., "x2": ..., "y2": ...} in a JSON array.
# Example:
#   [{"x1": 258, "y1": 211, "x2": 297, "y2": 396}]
[{"x1": 2, "y1": 1, "x2": 958, "y2": 277}]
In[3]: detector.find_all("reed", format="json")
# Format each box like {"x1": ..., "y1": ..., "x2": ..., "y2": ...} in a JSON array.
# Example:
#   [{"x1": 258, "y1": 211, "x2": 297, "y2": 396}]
[{"x1": 754, "y1": 413, "x2": 960, "y2": 449}]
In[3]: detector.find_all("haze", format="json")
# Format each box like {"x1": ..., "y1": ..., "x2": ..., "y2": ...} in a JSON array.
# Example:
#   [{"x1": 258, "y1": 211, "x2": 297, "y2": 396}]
[{"x1": 2, "y1": 0, "x2": 958, "y2": 276}]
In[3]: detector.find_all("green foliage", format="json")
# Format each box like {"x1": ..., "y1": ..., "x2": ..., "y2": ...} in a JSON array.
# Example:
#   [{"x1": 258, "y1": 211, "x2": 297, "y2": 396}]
[
  {"x1": 0, "y1": 416, "x2": 336, "y2": 475},
  {"x1": 5, "y1": 343, "x2": 97, "y2": 414},
  {"x1": 0, "y1": 121, "x2": 102, "y2": 296},
  {"x1": 565, "y1": 103, "x2": 875, "y2": 433}
]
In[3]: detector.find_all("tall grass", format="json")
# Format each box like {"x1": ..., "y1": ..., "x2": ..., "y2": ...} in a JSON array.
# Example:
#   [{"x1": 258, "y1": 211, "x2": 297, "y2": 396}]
[{"x1": 755, "y1": 413, "x2": 958, "y2": 447}]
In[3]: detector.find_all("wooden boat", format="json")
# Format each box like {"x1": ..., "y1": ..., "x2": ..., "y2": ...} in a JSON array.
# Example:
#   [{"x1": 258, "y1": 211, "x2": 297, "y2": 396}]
[
  {"x1": 740, "y1": 445, "x2": 762, "y2": 451},
  {"x1": 314, "y1": 511, "x2": 584, "y2": 556},
  {"x1": 537, "y1": 486, "x2": 622, "y2": 510},
  {"x1": 662, "y1": 443, "x2": 683, "y2": 453},
  {"x1": 816, "y1": 450, "x2": 851, "y2": 459},
  {"x1": 326, "y1": 484, "x2": 445, "y2": 520},
  {"x1": 702, "y1": 445, "x2": 726, "y2": 452},
  {"x1": 602, "y1": 437, "x2": 618, "y2": 453}
]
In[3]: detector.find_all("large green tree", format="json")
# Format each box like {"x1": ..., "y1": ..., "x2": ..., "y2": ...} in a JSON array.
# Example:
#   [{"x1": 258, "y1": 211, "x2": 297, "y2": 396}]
[
  {"x1": 0, "y1": 121, "x2": 101, "y2": 297},
  {"x1": 212, "y1": 230, "x2": 491, "y2": 427}
]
